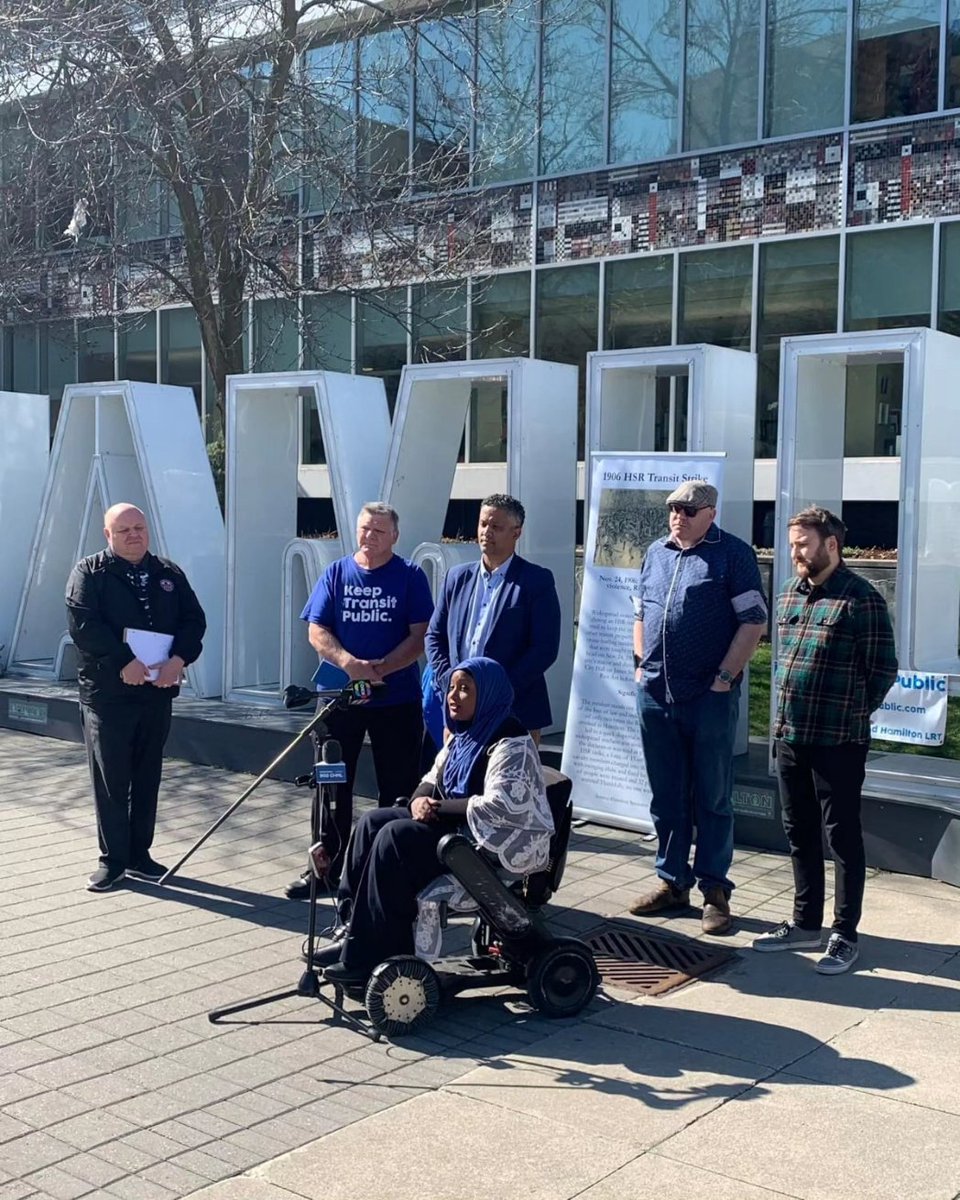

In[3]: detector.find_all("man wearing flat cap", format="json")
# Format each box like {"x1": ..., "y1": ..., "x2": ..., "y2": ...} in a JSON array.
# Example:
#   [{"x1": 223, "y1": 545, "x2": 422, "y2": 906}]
[{"x1": 630, "y1": 480, "x2": 767, "y2": 934}]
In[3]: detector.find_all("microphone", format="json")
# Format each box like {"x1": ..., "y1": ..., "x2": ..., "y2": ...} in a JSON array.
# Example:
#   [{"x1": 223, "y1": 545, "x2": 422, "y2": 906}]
[
  {"x1": 322, "y1": 738, "x2": 342, "y2": 764},
  {"x1": 283, "y1": 684, "x2": 316, "y2": 710}
]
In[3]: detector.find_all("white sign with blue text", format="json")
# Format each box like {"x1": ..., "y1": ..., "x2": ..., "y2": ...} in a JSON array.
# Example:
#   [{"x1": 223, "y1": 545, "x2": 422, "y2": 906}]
[{"x1": 871, "y1": 672, "x2": 949, "y2": 747}]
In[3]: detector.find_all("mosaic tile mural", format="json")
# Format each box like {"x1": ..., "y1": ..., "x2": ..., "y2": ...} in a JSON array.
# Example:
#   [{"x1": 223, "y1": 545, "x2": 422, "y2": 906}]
[
  {"x1": 537, "y1": 136, "x2": 844, "y2": 264},
  {"x1": 849, "y1": 116, "x2": 960, "y2": 226},
  {"x1": 304, "y1": 183, "x2": 533, "y2": 289}
]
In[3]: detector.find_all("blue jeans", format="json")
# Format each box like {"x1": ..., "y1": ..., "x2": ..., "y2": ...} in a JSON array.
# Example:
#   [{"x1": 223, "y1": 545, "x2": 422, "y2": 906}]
[{"x1": 636, "y1": 683, "x2": 740, "y2": 896}]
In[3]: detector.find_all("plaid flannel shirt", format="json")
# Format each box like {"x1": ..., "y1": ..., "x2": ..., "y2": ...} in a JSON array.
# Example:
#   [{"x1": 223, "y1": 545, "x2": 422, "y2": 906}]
[{"x1": 773, "y1": 564, "x2": 898, "y2": 745}]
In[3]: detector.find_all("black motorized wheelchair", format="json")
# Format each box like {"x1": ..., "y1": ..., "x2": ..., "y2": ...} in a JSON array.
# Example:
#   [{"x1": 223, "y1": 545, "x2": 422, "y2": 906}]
[{"x1": 338, "y1": 769, "x2": 600, "y2": 1038}]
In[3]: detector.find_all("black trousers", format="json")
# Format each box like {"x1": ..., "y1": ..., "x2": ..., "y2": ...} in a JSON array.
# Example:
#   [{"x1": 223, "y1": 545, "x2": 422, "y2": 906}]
[
  {"x1": 335, "y1": 807, "x2": 456, "y2": 970},
  {"x1": 314, "y1": 700, "x2": 423, "y2": 877},
  {"x1": 775, "y1": 739, "x2": 868, "y2": 941},
  {"x1": 80, "y1": 698, "x2": 173, "y2": 872}
]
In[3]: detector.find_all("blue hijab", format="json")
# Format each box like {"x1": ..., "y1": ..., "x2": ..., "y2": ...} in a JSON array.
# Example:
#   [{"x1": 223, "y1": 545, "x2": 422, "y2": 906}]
[{"x1": 441, "y1": 657, "x2": 516, "y2": 799}]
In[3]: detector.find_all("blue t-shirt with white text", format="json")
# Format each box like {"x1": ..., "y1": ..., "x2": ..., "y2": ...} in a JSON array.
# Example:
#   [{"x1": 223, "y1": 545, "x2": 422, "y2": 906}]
[{"x1": 300, "y1": 554, "x2": 434, "y2": 706}]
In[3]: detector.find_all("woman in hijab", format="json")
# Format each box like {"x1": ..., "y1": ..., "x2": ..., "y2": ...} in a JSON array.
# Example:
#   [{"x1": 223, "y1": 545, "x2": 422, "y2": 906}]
[{"x1": 321, "y1": 656, "x2": 554, "y2": 988}]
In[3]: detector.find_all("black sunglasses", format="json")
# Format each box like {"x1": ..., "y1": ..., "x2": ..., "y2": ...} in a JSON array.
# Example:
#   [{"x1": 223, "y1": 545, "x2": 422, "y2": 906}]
[{"x1": 668, "y1": 503, "x2": 706, "y2": 518}]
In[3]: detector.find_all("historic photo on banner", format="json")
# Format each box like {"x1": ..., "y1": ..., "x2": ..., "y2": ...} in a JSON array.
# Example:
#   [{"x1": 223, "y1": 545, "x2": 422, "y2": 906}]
[{"x1": 563, "y1": 453, "x2": 725, "y2": 831}]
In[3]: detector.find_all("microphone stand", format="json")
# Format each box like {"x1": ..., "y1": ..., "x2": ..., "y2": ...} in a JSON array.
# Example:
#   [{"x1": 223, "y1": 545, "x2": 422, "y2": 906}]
[
  {"x1": 158, "y1": 684, "x2": 362, "y2": 885},
  {"x1": 206, "y1": 742, "x2": 378, "y2": 1041}
]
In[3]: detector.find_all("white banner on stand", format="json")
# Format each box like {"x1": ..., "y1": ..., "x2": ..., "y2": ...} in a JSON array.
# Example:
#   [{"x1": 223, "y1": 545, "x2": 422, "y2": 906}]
[
  {"x1": 871, "y1": 672, "x2": 949, "y2": 746},
  {"x1": 562, "y1": 453, "x2": 725, "y2": 831}
]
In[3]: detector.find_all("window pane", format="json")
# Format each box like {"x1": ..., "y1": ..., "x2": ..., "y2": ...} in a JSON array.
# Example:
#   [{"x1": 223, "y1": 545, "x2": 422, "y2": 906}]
[
  {"x1": 540, "y1": 0, "x2": 607, "y2": 174},
  {"x1": 678, "y1": 246, "x2": 753, "y2": 349},
  {"x1": 253, "y1": 299, "x2": 299, "y2": 373},
  {"x1": 472, "y1": 272, "x2": 531, "y2": 357},
  {"x1": 304, "y1": 40, "x2": 356, "y2": 213},
  {"x1": 357, "y1": 288, "x2": 408, "y2": 411},
  {"x1": 535, "y1": 264, "x2": 600, "y2": 454},
  {"x1": 845, "y1": 225, "x2": 933, "y2": 330},
  {"x1": 757, "y1": 237, "x2": 840, "y2": 456},
  {"x1": 78, "y1": 319, "x2": 114, "y2": 383},
  {"x1": 476, "y1": 0, "x2": 537, "y2": 183},
  {"x1": 470, "y1": 380, "x2": 508, "y2": 462},
  {"x1": 949, "y1": 0, "x2": 960, "y2": 106},
  {"x1": 765, "y1": 0, "x2": 847, "y2": 136},
  {"x1": 604, "y1": 255, "x2": 674, "y2": 349},
  {"x1": 359, "y1": 28, "x2": 411, "y2": 196},
  {"x1": 610, "y1": 0, "x2": 682, "y2": 162},
  {"x1": 938, "y1": 222, "x2": 960, "y2": 336},
  {"x1": 11, "y1": 325, "x2": 38, "y2": 393},
  {"x1": 160, "y1": 308, "x2": 201, "y2": 411},
  {"x1": 117, "y1": 313, "x2": 156, "y2": 384},
  {"x1": 413, "y1": 282, "x2": 467, "y2": 362},
  {"x1": 302, "y1": 293, "x2": 353, "y2": 465},
  {"x1": 854, "y1": 0, "x2": 939, "y2": 121},
  {"x1": 685, "y1": 0, "x2": 761, "y2": 149},
  {"x1": 415, "y1": 17, "x2": 472, "y2": 191},
  {"x1": 38, "y1": 321, "x2": 76, "y2": 405}
]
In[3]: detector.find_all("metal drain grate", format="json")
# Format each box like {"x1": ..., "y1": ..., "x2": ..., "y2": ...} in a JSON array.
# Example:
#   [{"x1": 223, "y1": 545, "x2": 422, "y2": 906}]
[{"x1": 583, "y1": 923, "x2": 737, "y2": 996}]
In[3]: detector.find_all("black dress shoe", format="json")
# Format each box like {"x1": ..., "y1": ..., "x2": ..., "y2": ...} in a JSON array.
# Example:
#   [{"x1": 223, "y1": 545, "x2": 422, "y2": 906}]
[
  {"x1": 285, "y1": 870, "x2": 341, "y2": 900},
  {"x1": 302, "y1": 924, "x2": 349, "y2": 968},
  {"x1": 323, "y1": 961, "x2": 370, "y2": 988}
]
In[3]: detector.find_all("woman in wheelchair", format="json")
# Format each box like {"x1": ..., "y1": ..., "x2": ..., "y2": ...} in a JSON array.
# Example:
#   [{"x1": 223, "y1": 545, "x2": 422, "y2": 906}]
[{"x1": 320, "y1": 656, "x2": 554, "y2": 989}]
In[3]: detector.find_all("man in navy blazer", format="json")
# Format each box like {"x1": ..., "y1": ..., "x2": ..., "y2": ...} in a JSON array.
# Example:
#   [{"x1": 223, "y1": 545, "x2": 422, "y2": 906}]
[{"x1": 426, "y1": 494, "x2": 561, "y2": 739}]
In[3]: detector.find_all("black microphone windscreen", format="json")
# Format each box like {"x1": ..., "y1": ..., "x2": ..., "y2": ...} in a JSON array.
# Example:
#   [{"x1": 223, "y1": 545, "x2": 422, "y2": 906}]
[{"x1": 322, "y1": 738, "x2": 343, "y2": 763}]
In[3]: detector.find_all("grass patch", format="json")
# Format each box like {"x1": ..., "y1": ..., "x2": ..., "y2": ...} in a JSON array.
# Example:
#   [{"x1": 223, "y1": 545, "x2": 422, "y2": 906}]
[{"x1": 749, "y1": 642, "x2": 960, "y2": 759}]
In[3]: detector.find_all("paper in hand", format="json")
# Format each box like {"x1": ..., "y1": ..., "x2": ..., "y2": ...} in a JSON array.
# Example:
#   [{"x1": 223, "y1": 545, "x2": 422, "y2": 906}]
[{"x1": 124, "y1": 628, "x2": 174, "y2": 682}]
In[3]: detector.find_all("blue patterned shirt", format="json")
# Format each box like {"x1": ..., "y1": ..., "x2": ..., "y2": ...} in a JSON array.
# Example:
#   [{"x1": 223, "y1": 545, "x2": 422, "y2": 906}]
[{"x1": 635, "y1": 525, "x2": 767, "y2": 704}]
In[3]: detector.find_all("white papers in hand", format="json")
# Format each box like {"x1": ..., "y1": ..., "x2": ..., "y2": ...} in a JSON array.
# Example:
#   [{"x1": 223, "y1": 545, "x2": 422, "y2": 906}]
[{"x1": 124, "y1": 628, "x2": 174, "y2": 682}]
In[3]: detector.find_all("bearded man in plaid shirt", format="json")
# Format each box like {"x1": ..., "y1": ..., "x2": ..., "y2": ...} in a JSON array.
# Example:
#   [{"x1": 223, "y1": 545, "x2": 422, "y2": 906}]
[{"x1": 753, "y1": 506, "x2": 897, "y2": 975}]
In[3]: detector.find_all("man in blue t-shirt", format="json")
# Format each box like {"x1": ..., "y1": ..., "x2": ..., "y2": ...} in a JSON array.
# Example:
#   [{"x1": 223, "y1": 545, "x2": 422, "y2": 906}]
[{"x1": 285, "y1": 502, "x2": 434, "y2": 896}]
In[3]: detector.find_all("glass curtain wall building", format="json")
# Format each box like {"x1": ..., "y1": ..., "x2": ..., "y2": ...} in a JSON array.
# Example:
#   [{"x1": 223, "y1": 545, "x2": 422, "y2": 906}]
[{"x1": 5, "y1": 0, "x2": 960, "y2": 531}]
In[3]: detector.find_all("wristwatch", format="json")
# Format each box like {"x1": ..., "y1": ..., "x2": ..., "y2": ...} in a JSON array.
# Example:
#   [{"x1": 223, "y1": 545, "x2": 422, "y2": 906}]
[{"x1": 716, "y1": 668, "x2": 735, "y2": 684}]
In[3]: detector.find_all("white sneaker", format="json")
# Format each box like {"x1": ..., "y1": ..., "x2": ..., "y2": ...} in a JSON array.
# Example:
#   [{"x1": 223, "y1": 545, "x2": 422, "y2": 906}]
[
  {"x1": 815, "y1": 933, "x2": 860, "y2": 975},
  {"x1": 752, "y1": 921, "x2": 822, "y2": 953}
]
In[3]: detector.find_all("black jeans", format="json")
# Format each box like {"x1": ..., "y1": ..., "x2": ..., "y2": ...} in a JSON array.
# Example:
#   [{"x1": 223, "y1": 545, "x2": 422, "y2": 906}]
[
  {"x1": 314, "y1": 699, "x2": 423, "y2": 877},
  {"x1": 336, "y1": 807, "x2": 456, "y2": 970},
  {"x1": 80, "y1": 698, "x2": 173, "y2": 872},
  {"x1": 775, "y1": 739, "x2": 868, "y2": 941}
]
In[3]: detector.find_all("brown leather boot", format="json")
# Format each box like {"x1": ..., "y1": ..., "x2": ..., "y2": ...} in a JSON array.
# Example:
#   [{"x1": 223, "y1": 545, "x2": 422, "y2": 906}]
[
  {"x1": 628, "y1": 878, "x2": 690, "y2": 916},
  {"x1": 701, "y1": 887, "x2": 732, "y2": 935}
]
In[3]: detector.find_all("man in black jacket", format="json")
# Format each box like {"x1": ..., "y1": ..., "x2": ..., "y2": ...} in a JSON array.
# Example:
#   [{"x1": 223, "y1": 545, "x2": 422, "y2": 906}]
[{"x1": 66, "y1": 503, "x2": 206, "y2": 892}]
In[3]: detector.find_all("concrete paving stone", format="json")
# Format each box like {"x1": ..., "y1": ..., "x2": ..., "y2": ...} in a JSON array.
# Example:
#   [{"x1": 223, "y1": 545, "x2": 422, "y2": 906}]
[
  {"x1": 45, "y1": 1109, "x2": 143, "y2": 1152},
  {"x1": 125, "y1": 1027, "x2": 205, "y2": 1057},
  {"x1": 30, "y1": 1027, "x2": 115, "y2": 1057},
  {"x1": 166, "y1": 1149, "x2": 236, "y2": 1184},
  {"x1": 576, "y1": 1151, "x2": 799, "y2": 1199},
  {"x1": 786, "y1": 1009, "x2": 960, "y2": 1113},
  {"x1": 0, "y1": 1133, "x2": 77, "y2": 1177},
  {"x1": 0, "y1": 1045, "x2": 63, "y2": 1076},
  {"x1": 855, "y1": 887, "x2": 960, "y2": 948},
  {"x1": 202, "y1": 1055, "x2": 290, "y2": 1091},
  {"x1": 138, "y1": 1160, "x2": 210, "y2": 1195},
  {"x1": 218, "y1": 1128, "x2": 291, "y2": 1161},
  {"x1": 54, "y1": 1152, "x2": 127, "y2": 1189},
  {"x1": 0, "y1": 1116, "x2": 34, "y2": 1147},
  {"x1": 215, "y1": 1093, "x2": 289, "y2": 1123},
  {"x1": 869, "y1": 871, "x2": 960, "y2": 904},
  {"x1": 19, "y1": 1166, "x2": 92, "y2": 1200},
  {"x1": 2, "y1": 1094, "x2": 91, "y2": 1132},
  {"x1": 101, "y1": 1093, "x2": 194, "y2": 1130},
  {"x1": 0, "y1": 1084, "x2": 45, "y2": 1108},
  {"x1": 0, "y1": 1182, "x2": 39, "y2": 1200},
  {"x1": 0, "y1": 1030, "x2": 25, "y2": 1052},
  {"x1": 0, "y1": 1013, "x2": 74, "y2": 1040},
  {"x1": 448, "y1": 1022, "x2": 765, "y2": 1151},
  {"x1": 99, "y1": 1058, "x2": 197, "y2": 1096},
  {"x1": 58, "y1": 1076, "x2": 144, "y2": 1109},
  {"x1": 21, "y1": 1041, "x2": 153, "y2": 1089},
  {"x1": 84, "y1": 1139, "x2": 157, "y2": 1174},
  {"x1": 144, "y1": 1121, "x2": 210, "y2": 1151},
  {"x1": 174, "y1": 1112, "x2": 241, "y2": 1140},
  {"x1": 103, "y1": 1175, "x2": 179, "y2": 1200},
  {"x1": 255, "y1": 1090, "x2": 638, "y2": 1200},
  {"x1": 191, "y1": 1139, "x2": 263, "y2": 1173},
  {"x1": 659, "y1": 1074, "x2": 960, "y2": 1200},
  {"x1": 248, "y1": 1082, "x2": 321, "y2": 1109},
  {"x1": 178, "y1": 1181, "x2": 288, "y2": 1200}
]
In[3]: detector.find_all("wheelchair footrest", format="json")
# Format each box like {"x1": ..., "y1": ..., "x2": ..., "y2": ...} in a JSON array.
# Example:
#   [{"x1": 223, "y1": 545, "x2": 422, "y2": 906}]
[{"x1": 437, "y1": 834, "x2": 534, "y2": 941}]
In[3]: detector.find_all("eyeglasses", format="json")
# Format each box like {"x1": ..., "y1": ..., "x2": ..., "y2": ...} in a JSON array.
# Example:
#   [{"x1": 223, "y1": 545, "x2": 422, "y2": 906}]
[{"x1": 668, "y1": 503, "x2": 705, "y2": 518}]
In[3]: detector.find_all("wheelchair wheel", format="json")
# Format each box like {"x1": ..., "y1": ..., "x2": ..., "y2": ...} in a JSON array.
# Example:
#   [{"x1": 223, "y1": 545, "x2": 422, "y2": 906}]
[
  {"x1": 526, "y1": 938, "x2": 599, "y2": 1018},
  {"x1": 364, "y1": 956, "x2": 440, "y2": 1037}
]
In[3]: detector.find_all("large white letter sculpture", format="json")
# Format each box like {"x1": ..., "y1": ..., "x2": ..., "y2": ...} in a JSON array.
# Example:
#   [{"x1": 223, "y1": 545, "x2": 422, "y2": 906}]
[
  {"x1": 223, "y1": 371, "x2": 392, "y2": 703},
  {"x1": 7, "y1": 381, "x2": 225, "y2": 698},
  {"x1": 384, "y1": 359, "x2": 579, "y2": 732},
  {"x1": 0, "y1": 392, "x2": 49, "y2": 673}
]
